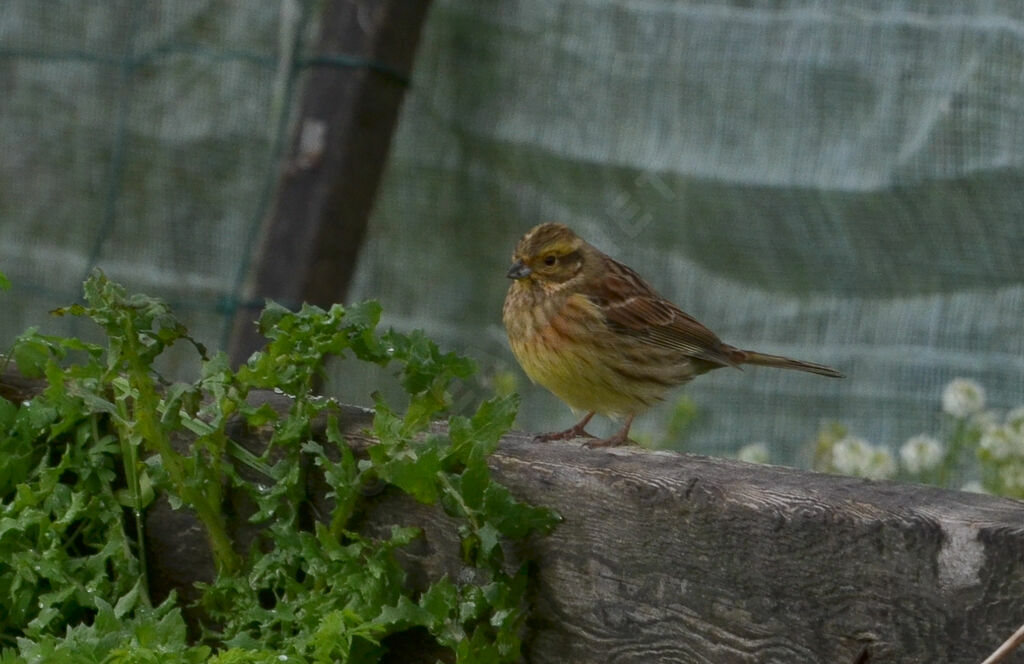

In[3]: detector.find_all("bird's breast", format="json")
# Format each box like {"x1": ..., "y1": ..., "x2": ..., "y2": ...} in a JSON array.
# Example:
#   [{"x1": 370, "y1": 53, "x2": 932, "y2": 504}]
[
  {"x1": 503, "y1": 282, "x2": 591, "y2": 350},
  {"x1": 502, "y1": 281, "x2": 697, "y2": 416}
]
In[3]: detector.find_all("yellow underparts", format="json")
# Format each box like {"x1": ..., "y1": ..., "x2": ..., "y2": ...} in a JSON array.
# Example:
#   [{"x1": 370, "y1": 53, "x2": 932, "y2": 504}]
[{"x1": 508, "y1": 292, "x2": 671, "y2": 416}]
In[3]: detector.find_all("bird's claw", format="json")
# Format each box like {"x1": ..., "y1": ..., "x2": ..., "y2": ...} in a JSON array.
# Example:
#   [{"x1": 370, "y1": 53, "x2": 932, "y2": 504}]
[
  {"x1": 582, "y1": 434, "x2": 633, "y2": 449},
  {"x1": 534, "y1": 426, "x2": 596, "y2": 443}
]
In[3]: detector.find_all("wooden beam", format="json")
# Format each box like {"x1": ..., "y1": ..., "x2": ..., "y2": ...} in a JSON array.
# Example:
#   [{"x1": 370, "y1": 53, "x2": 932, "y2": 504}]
[
  {"x1": 0, "y1": 364, "x2": 43, "y2": 403},
  {"x1": 352, "y1": 434, "x2": 1024, "y2": 663},
  {"x1": 228, "y1": 0, "x2": 433, "y2": 366},
  {"x1": 142, "y1": 390, "x2": 1024, "y2": 663}
]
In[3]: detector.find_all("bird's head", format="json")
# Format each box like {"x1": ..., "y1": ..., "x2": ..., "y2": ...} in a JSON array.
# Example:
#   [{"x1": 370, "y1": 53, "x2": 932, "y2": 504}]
[{"x1": 506, "y1": 223, "x2": 588, "y2": 287}]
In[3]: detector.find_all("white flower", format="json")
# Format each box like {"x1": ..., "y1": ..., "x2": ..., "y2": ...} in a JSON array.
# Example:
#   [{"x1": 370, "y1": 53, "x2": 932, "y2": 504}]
[
  {"x1": 1005, "y1": 406, "x2": 1024, "y2": 438},
  {"x1": 972, "y1": 409, "x2": 1000, "y2": 431},
  {"x1": 899, "y1": 434, "x2": 944, "y2": 474},
  {"x1": 1000, "y1": 464, "x2": 1024, "y2": 493},
  {"x1": 979, "y1": 425, "x2": 1015, "y2": 461},
  {"x1": 942, "y1": 378, "x2": 985, "y2": 418},
  {"x1": 960, "y1": 481, "x2": 988, "y2": 494},
  {"x1": 831, "y1": 436, "x2": 873, "y2": 476},
  {"x1": 1001, "y1": 408, "x2": 1024, "y2": 458},
  {"x1": 736, "y1": 442, "x2": 770, "y2": 464},
  {"x1": 832, "y1": 436, "x2": 896, "y2": 480},
  {"x1": 864, "y1": 448, "x2": 897, "y2": 480}
]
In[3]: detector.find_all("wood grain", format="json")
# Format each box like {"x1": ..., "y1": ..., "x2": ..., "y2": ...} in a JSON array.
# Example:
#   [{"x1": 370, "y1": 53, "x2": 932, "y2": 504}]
[
  {"x1": 355, "y1": 433, "x2": 1024, "y2": 663},
  {"x1": 488, "y1": 439, "x2": 1024, "y2": 663}
]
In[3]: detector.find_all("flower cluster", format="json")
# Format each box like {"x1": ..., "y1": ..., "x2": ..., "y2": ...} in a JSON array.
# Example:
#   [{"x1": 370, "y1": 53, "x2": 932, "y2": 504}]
[
  {"x1": 734, "y1": 377, "x2": 1024, "y2": 499},
  {"x1": 795, "y1": 377, "x2": 1024, "y2": 498},
  {"x1": 736, "y1": 442, "x2": 769, "y2": 465},
  {"x1": 941, "y1": 378, "x2": 986, "y2": 419},
  {"x1": 830, "y1": 436, "x2": 897, "y2": 480},
  {"x1": 973, "y1": 406, "x2": 1024, "y2": 496},
  {"x1": 898, "y1": 435, "x2": 944, "y2": 475}
]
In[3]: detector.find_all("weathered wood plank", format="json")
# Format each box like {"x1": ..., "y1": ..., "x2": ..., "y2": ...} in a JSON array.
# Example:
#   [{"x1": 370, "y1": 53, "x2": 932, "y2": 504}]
[{"x1": 356, "y1": 431, "x2": 1024, "y2": 664}]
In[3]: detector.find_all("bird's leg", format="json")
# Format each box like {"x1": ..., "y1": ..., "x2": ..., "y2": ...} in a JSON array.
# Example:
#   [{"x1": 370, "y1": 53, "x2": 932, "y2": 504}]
[
  {"x1": 535, "y1": 411, "x2": 596, "y2": 442},
  {"x1": 584, "y1": 413, "x2": 635, "y2": 448}
]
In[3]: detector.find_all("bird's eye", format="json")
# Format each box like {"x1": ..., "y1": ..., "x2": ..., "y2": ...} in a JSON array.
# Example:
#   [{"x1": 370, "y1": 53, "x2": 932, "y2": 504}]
[{"x1": 543, "y1": 255, "x2": 557, "y2": 266}]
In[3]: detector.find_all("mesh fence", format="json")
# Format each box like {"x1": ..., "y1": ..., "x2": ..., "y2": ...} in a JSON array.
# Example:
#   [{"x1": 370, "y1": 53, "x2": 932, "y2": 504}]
[
  {"x1": 0, "y1": 1, "x2": 319, "y2": 348},
  {"x1": 4, "y1": 1, "x2": 1024, "y2": 466}
]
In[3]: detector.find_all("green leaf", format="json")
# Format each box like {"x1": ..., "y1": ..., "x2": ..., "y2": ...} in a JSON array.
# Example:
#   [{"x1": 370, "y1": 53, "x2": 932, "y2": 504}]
[
  {"x1": 477, "y1": 522, "x2": 502, "y2": 562},
  {"x1": 0, "y1": 279, "x2": 553, "y2": 663},
  {"x1": 373, "y1": 595, "x2": 432, "y2": 631},
  {"x1": 446, "y1": 395, "x2": 518, "y2": 472},
  {"x1": 387, "y1": 525, "x2": 422, "y2": 547},
  {"x1": 113, "y1": 580, "x2": 142, "y2": 619},
  {"x1": 420, "y1": 577, "x2": 457, "y2": 623},
  {"x1": 457, "y1": 459, "x2": 488, "y2": 511},
  {"x1": 11, "y1": 332, "x2": 51, "y2": 378},
  {"x1": 372, "y1": 444, "x2": 441, "y2": 504},
  {"x1": 483, "y1": 483, "x2": 561, "y2": 538},
  {"x1": 255, "y1": 300, "x2": 289, "y2": 334},
  {"x1": 342, "y1": 300, "x2": 381, "y2": 330},
  {"x1": 74, "y1": 390, "x2": 119, "y2": 416},
  {"x1": 49, "y1": 303, "x2": 87, "y2": 317},
  {"x1": 0, "y1": 396, "x2": 17, "y2": 424}
]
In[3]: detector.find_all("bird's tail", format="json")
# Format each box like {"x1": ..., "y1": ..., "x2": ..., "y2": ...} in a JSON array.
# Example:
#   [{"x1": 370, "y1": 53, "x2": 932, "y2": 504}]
[{"x1": 729, "y1": 348, "x2": 844, "y2": 378}]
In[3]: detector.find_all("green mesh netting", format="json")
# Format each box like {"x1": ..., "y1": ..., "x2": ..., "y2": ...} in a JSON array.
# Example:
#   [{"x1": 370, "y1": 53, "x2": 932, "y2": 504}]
[
  {"x1": 4, "y1": 1, "x2": 1024, "y2": 465},
  {"x1": 0, "y1": 1, "x2": 318, "y2": 348}
]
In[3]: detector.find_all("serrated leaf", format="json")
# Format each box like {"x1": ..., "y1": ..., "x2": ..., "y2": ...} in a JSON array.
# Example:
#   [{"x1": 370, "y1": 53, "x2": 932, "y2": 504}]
[
  {"x1": 49, "y1": 303, "x2": 87, "y2": 317},
  {"x1": 179, "y1": 414, "x2": 215, "y2": 436},
  {"x1": 73, "y1": 389, "x2": 118, "y2": 416},
  {"x1": 11, "y1": 334, "x2": 51, "y2": 378},
  {"x1": 379, "y1": 446, "x2": 441, "y2": 504},
  {"x1": 0, "y1": 396, "x2": 17, "y2": 425},
  {"x1": 256, "y1": 300, "x2": 289, "y2": 333},
  {"x1": 342, "y1": 300, "x2": 380, "y2": 329},
  {"x1": 483, "y1": 483, "x2": 561, "y2": 538},
  {"x1": 468, "y1": 395, "x2": 519, "y2": 449},
  {"x1": 448, "y1": 394, "x2": 518, "y2": 464},
  {"x1": 477, "y1": 522, "x2": 502, "y2": 563},
  {"x1": 373, "y1": 595, "x2": 432, "y2": 630},
  {"x1": 240, "y1": 402, "x2": 278, "y2": 427},
  {"x1": 457, "y1": 459, "x2": 488, "y2": 511},
  {"x1": 387, "y1": 525, "x2": 422, "y2": 547},
  {"x1": 113, "y1": 580, "x2": 141, "y2": 619}
]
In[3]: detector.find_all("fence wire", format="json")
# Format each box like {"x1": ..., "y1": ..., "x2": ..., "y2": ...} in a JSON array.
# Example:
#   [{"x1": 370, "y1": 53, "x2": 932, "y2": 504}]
[{"x1": 4, "y1": 1, "x2": 1024, "y2": 471}]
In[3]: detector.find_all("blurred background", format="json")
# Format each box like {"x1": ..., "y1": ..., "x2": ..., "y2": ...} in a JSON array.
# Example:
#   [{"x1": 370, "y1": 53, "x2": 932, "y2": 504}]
[{"x1": 3, "y1": 1, "x2": 1024, "y2": 467}]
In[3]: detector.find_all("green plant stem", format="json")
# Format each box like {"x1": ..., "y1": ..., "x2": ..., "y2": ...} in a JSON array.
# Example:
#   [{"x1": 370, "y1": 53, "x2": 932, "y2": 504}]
[
  {"x1": 436, "y1": 471, "x2": 487, "y2": 560},
  {"x1": 107, "y1": 411, "x2": 148, "y2": 603},
  {"x1": 938, "y1": 418, "x2": 968, "y2": 488},
  {"x1": 120, "y1": 325, "x2": 239, "y2": 575}
]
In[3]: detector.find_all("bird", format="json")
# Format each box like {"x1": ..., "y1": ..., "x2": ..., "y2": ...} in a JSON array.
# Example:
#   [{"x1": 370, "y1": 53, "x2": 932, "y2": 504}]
[{"x1": 501, "y1": 222, "x2": 842, "y2": 447}]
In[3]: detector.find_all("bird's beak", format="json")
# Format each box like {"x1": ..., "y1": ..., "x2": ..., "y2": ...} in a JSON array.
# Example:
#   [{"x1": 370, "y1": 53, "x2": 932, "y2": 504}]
[{"x1": 506, "y1": 260, "x2": 532, "y2": 280}]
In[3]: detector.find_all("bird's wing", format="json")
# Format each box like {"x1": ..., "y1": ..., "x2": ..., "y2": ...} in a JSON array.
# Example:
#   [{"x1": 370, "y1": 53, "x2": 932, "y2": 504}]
[{"x1": 586, "y1": 258, "x2": 737, "y2": 368}]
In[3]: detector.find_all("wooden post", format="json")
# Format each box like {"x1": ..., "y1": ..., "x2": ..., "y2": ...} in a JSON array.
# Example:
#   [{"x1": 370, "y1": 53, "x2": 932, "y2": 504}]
[{"x1": 227, "y1": 0, "x2": 432, "y2": 366}]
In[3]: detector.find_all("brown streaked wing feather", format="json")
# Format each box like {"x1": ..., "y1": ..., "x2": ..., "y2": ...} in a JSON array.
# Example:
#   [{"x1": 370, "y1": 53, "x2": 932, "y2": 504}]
[{"x1": 586, "y1": 257, "x2": 737, "y2": 368}]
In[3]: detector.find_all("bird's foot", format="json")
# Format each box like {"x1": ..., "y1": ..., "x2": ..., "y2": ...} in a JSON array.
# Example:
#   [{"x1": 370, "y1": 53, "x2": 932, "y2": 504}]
[
  {"x1": 582, "y1": 432, "x2": 634, "y2": 448},
  {"x1": 534, "y1": 424, "x2": 595, "y2": 442},
  {"x1": 581, "y1": 414, "x2": 636, "y2": 448},
  {"x1": 534, "y1": 412, "x2": 596, "y2": 442}
]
